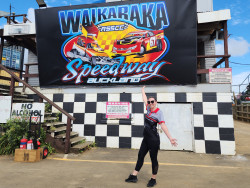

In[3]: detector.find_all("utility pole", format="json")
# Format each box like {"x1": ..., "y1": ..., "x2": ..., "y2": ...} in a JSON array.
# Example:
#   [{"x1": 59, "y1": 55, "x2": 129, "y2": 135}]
[{"x1": 9, "y1": 3, "x2": 15, "y2": 23}]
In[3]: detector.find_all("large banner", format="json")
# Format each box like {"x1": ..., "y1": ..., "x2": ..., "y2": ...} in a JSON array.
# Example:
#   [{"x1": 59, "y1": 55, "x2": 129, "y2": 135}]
[{"x1": 35, "y1": 0, "x2": 197, "y2": 86}]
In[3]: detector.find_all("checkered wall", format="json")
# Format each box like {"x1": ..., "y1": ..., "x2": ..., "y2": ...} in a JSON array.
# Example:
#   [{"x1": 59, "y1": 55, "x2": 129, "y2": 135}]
[{"x1": 30, "y1": 92, "x2": 235, "y2": 155}]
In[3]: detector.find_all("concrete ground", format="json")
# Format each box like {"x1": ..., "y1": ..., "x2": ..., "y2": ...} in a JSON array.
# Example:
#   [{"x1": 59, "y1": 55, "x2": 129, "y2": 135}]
[
  {"x1": 1, "y1": 120, "x2": 250, "y2": 188},
  {"x1": 234, "y1": 120, "x2": 250, "y2": 155}
]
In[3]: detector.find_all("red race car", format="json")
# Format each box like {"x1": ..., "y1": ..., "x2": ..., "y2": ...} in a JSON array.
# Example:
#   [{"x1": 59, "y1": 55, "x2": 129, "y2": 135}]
[
  {"x1": 112, "y1": 30, "x2": 164, "y2": 55},
  {"x1": 66, "y1": 34, "x2": 118, "y2": 66}
]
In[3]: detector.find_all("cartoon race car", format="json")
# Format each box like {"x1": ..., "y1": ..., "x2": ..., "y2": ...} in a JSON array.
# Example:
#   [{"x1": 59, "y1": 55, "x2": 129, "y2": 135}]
[
  {"x1": 112, "y1": 30, "x2": 164, "y2": 55},
  {"x1": 67, "y1": 34, "x2": 118, "y2": 66}
]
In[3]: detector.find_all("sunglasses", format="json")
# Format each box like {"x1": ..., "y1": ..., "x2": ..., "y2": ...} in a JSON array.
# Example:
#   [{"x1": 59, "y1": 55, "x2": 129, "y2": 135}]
[{"x1": 147, "y1": 100, "x2": 155, "y2": 104}]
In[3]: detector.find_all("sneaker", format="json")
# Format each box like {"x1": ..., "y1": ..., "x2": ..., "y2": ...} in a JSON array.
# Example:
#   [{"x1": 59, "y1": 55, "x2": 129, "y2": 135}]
[
  {"x1": 125, "y1": 174, "x2": 138, "y2": 183},
  {"x1": 147, "y1": 178, "x2": 156, "y2": 187}
]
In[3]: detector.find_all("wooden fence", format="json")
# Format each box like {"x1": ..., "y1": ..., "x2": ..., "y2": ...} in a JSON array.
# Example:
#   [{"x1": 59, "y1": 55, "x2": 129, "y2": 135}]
[{"x1": 233, "y1": 104, "x2": 250, "y2": 123}]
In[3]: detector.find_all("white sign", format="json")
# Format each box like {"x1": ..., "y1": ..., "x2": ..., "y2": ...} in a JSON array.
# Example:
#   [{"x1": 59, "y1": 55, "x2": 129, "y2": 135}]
[
  {"x1": 11, "y1": 103, "x2": 45, "y2": 123},
  {"x1": 106, "y1": 102, "x2": 130, "y2": 119},
  {"x1": 0, "y1": 96, "x2": 12, "y2": 123},
  {"x1": 209, "y1": 68, "x2": 232, "y2": 83}
]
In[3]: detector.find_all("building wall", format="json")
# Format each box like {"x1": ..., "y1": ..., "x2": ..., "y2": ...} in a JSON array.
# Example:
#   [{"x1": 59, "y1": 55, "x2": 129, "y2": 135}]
[
  {"x1": 205, "y1": 40, "x2": 216, "y2": 81},
  {"x1": 22, "y1": 0, "x2": 235, "y2": 155},
  {"x1": 25, "y1": 84, "x2": 235, "y2": 155},
  {"x1": 0, "y1": 70, "x2": 19, "y2": 86},
  {"x1": 197, "y1": 0, "x2": 213, "y2": 12},
  {"x1": 27, "y1": 51, "x2": 39, "y2": 86},
  {"x1": 204, "y1": 40, "x2": 216, "y2": 68}
]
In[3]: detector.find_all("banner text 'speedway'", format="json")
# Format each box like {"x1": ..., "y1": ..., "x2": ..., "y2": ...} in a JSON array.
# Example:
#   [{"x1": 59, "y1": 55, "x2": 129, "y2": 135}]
[{"x1": 35, "y1": 0, "x2": 197, "y2": 86}]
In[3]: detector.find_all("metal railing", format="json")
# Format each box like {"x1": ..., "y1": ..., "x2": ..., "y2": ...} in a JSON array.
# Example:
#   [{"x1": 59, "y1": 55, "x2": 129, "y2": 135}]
[
  {"x1": 0, "y1": 63, "x2": 75, "y2": 154},
  {"x1": 4, "y1": 14, "x2": 31, "y2": 24},
  {"x1": 232, "y1": 74, "x2": 250, "y2": 95}
]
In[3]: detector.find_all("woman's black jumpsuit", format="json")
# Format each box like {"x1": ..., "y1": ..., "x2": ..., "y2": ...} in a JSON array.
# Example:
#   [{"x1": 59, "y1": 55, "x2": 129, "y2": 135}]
[{"x1": 135, "y1": 106, "x2": 165, "y2": 175}]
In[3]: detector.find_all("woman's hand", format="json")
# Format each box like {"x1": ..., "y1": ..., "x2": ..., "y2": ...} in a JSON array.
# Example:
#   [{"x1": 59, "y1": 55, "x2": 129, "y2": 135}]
[{"x1": 170, "y1": 138, "x2": 178, "y2": 147}]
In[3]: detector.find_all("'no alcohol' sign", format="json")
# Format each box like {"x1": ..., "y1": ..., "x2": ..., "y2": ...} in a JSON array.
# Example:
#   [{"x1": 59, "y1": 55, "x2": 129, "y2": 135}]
[{"x1": 11, "y1": 103, "x2": 45, "y2": 123}]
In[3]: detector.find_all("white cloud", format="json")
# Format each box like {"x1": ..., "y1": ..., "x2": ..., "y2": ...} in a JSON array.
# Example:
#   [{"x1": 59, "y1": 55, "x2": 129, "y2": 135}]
[
  {"x1": 216, "y1": 37, "x2": 250, "y2": 57},
  {"x1": 27, "y1": 8, "x2": 35, "y2": 23},
  {"x1": 78, "y1": 0, "x2": 105, "y2": 4},
  {"x1": 231, "y1": 19, "x2": 241, "y2": 26},
  {"x1": 62, "y1": 1, "x2": 68, "y2": 5},
  {"x1": 45, "y1": 0, "x2": 56, "y2": 4},
  {"x1": 227, "y1": 1, "x2": 250, "y2": 26},
  {"x1": 44, "y1": 1, "x2": 51, "y2": 7},
  {"x1": 232, "y1": 71, "x2": 250, "y2": 94},
  {"x1": 244, "y1": 19, "x2": 250, "y2": 24}
]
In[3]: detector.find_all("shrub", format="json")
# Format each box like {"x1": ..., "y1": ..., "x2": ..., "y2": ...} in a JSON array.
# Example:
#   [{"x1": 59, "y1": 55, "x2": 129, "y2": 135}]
[
  {"x1": 0, "y1": 117, "x2": 30, "y2": 155},
  {"x1": 0, "y1": 115, "x2": 55, "y2": 156},
  {"x1": 45, "y1": 103, "x2": 52, "y2": 113}
]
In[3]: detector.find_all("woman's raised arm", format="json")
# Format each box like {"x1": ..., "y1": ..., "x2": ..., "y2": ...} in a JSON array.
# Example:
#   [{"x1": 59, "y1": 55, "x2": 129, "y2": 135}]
[{"x1": 141, "y1": 86, "x2": 147, "y2": 106}]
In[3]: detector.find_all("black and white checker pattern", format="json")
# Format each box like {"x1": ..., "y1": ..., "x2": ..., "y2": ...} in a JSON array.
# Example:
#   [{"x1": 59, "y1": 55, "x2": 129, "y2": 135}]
[
  {"x1": 29, "y1": 92, "x2": 235, "y2": 155},
  {"x1": 191, "y1": 93, "x2": 235, "y2": 155}
]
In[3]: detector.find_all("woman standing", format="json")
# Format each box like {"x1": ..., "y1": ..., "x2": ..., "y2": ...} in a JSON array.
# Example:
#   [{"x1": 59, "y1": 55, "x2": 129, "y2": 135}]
[{"x1": 125, "y1": 86, "x2": 178, "y2": 187}]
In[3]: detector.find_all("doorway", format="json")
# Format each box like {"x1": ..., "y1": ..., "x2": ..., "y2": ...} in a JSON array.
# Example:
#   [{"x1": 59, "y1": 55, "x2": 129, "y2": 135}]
[{"x1": 157, "y1": 103, "x2": 194, "y2": 151}]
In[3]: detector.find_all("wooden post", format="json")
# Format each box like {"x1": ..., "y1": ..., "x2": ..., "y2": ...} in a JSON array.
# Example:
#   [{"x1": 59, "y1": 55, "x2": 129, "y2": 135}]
[
  {"x1": 23, "y1": 64, "x2": 29, "y2": 92},
  {"x1": 235, "y1": 104, "x2": 238, "y2": 120},
  {"x1": 238, "y1": 105, "x2": 240, "y2": 121},
  {"x1": 23, "y1": 15, "x2": 26, "y2": 23},
  {"x1": 39, "y1": 97, "x2": 43, "y2": 103},
  {"x1": 235, "y1": 105, "x2": 238, "y2": 120},
  {"x1": 249, "y1": 105, "x2": 250, "y2": 123},
  {"x1": 0, "y1": 37, "x2": 3, "y2": 65},
  {"x1": 65, "y1": 117, "x2": 71, "y2": 154},
  {"x1": 239, "y1": 104, "x2": 243, "y2": 121},
  {"x1": 247, "y1": 104, "x2": 249, "y2": 123},
  {"x1": 223, "y1": 21, "x2": 229, "y2": 68},
  {"x1": 10, "y1": 77, "x2": 15, "y2": 103}
]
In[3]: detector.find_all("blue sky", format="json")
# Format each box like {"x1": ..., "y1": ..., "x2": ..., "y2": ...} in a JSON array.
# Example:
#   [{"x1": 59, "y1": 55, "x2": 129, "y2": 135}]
[
  {"x1": 214, "y1": 0, "x2": 250, "y2": 93},
  {"x1": 0, "y1": 0, "x2": 249, "y2": 92}
]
